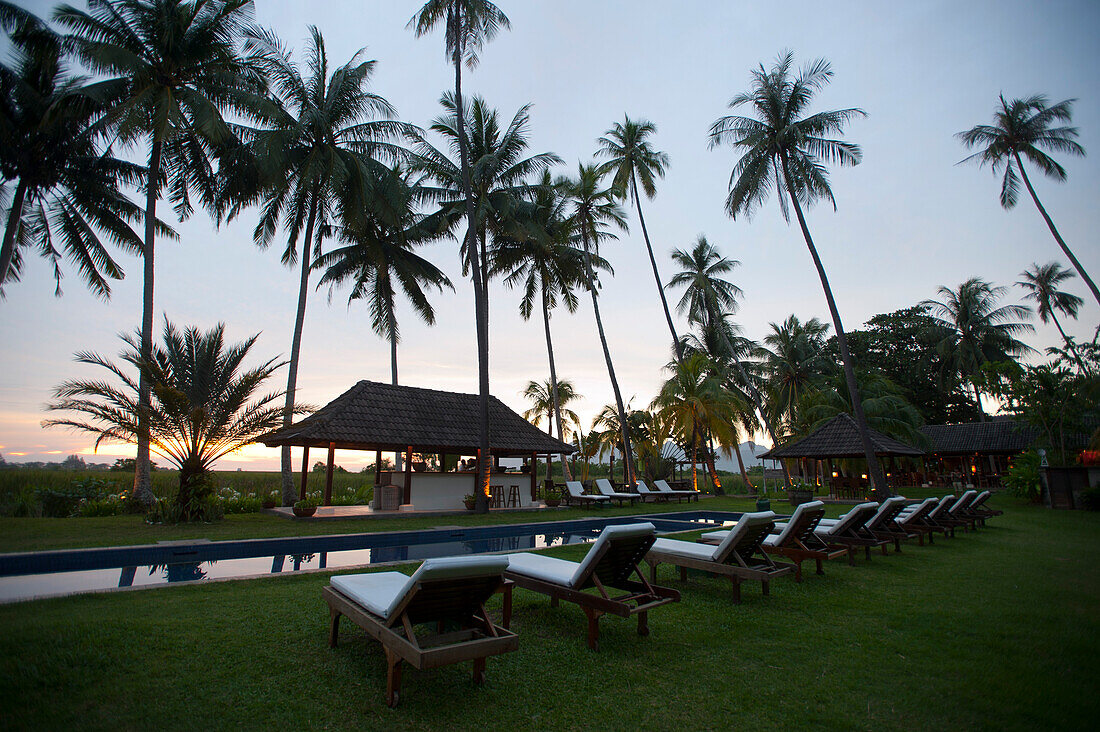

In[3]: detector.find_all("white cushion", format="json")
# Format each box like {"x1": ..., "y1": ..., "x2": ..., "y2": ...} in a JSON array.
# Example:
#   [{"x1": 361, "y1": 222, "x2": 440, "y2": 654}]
[
  {"x1": 571, "y1": 522, "x2": 654, "y2": 585},
  {"x1": 331, "y1": 571, "x2": 412, "y2": 619},
  {"x1": 771, "y1": 501, "x2": 824, "y2": 546},
  {"x1": 635, "y1": 481, "x2": 657, "y2": 494},
  {"x1": 711, "y1": 511, "x2": 775, "y2": 562},
  {"x1": 699, "y1": 526, "x2": 734, "y2": 543},
  {"x1": 565, "y1": 480, "x2": 586, "y2": 497},
  {"x1": 595, "y1": 479, "x2": 634, "y2": 498},
  {"x1": 816, "y1": 502, "x2": 877, "y2": 536},
  {"x1": 649, "y1": 537, "x2": 716, "y2": 560},
  {"x1": 504, "y1": 551, "x2": 579, "y2": 587},
  {"x1": 898, "y1": 498, "x2": 935, "y2": 524}
]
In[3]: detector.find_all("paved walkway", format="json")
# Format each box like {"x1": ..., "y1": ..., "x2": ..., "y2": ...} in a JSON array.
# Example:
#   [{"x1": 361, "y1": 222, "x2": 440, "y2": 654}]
[{"x1": 264, "y1": 504, "x2": 559, "y2": 520}]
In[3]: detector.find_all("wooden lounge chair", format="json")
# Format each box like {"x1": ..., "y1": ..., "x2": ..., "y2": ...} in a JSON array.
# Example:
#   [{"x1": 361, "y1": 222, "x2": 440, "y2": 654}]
[
  {"x1": 645, "y1": 511, "x2": 793, "y2": 603},
  {"x1": 323, "y1": 556, "x2": 518, "y2": 708},
  {"x1": 563, "y1": 480, "x2": 611, "y2": 508},
  {"x1": 942, "y1": 490, "x2": 980, "y2": 532},
  {"x1": 654, "y1": 479, "x2": 699, "y2": 503},
  {"x1": 503, "y1": 522, "x2": 679, "y2": 650},
  {"x1": 812, "y1": 502, "x2": 891, "y2": 560},
  {"x1": 595, "y1": 478, "x2": 639, "y2": 506},
  {"x1": 699, "y1": 500, "x2": 847, "y2": 581},
  {"x1": 635, "y1": 480, "x2": 670, "y2": 503},
  {"x1": 968, "y1": 490, "x2": 1003, "y2": 520},
  {"x1": 816, "y1": 497, "x2": 912, "y2": 553},
  {"x1": 917, "y1": 496, "x2": 959, "y2": 538},
  {"x1": 895, "y1": 497, "x2": 942, "y2": 545}
]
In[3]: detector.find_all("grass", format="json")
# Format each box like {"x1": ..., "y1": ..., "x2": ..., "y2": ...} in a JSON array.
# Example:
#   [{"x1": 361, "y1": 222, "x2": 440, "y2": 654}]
[{"x1": 1, "y1": 494, "x2": 1098, "y2": 730}]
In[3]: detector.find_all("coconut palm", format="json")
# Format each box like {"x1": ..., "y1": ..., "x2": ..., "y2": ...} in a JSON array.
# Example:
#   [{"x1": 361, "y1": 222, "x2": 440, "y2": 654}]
[
  {"x1": 921, "y1": 277, "x2": 1035, "y2": 416},
  {"x1": 561, "y1": 163, "x2": 637, "y2": 486},
  {"x1": 44, "y1": 321, "x2": 297, "y2": 519},
  {"x1": 493, "y1": 172, "x2": 600, "y2": 481},
  {"x1": 708, "y1": 51, "x2": 887, "y2": 494},
  {"x1": 523, "y1": 377, "x2": 580, "y2": 482},
  {"x1": 314, "y1": 168, "x2": 454, "y2": 387},
  {"x1": 957, "y1": 95, "x2": 1095, "y2": 306},
  {"x1": 595, "y1": 116, "x2": 680, "y2": 359},
  {"x1": 763, "y1": 315, "x2": 831, "y2": 429},
  {"x1": 233, "y1": 27, "x2": 413, "y2": 505},
  {"x1": 55, "y1": 0, "x2": 267, "y2": 506},
  {"x1": 409, "y1": 0, "x2": 510, "y2": 513},
  {"x1": 0, "y1": 6, "x2": 150, "y2": 298},
  {"x1": 1017, "y1": 262, "x2": 1089, "y2": 374}
]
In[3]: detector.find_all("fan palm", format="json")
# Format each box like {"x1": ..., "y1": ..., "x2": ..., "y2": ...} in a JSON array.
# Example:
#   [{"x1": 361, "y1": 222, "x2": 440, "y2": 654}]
[
  {"x1": 314, "y1": 167, "x2": 453, "y2": 387},
  {"x1": 55, "y1": 0, "x2": 267, "y2": 506},
  {"x1": 957, "y1": 95, "x2": 1095, "y2": 306},
  {"x1": 233, "y1": 26, "x2": 413, "y2": 505},
  {"x1": 0, "y1": 6, "x2": 150, "y2": 298},
  {"x1": 708, "y1": 51, "x2": 887, "y2": 494},
  {"x1": 595, "y1": 116, "x2": 680, "y2": 359},
  {"x1": 921, "y1": 277, "x2": 1035, "y2": 416},
  {"x1": 561, "y1": 163, "x2": 636, "y2": 486},
  {"x1": 44, "y1": 321, "x2": 297, "y2": 519},
  {"x1": 1017, "y1": 262, "x2": 1088, "y2": 374}
]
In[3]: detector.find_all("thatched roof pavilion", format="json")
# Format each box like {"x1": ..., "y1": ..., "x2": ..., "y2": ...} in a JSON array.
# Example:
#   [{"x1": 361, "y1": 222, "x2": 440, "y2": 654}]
[
  {"x1": 261, "y1": 380, "x2": 573, "y2": 508},
  {"x1": 758, "y1": 413, "x2": 924, "y2": 460}
]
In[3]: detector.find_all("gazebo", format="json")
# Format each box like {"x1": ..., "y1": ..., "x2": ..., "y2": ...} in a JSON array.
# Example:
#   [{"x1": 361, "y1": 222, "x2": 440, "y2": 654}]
[
  {"x1": 759, "y1": 413, "x2": 925, "y2": 497},
  {"x1": 261, "y1": 380, "x2": 574, "y2": 510},
  {"x1": 920, "y1": 419, "x2": 1039, "y2": 487}
]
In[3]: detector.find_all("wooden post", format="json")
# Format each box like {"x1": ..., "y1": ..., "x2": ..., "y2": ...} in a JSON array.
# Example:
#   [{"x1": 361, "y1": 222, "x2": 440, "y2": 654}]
[
  {"x1": 299, "y1": 446, "x2": 310, "y2": 502},
  {"x1": 324, "y1": 442, "x2": 335, "y2": 506},
  {"x1": 403, "y1": 446, "x2": 412, "y2": 505},
  {"x1": 530, "y1": 452, "x2": 537, "y2": 502}
]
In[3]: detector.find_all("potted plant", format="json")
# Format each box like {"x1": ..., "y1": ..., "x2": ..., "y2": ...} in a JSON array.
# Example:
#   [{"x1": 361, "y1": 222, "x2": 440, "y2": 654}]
[
  {"x1": 261, "y1": 493, "x2": 277, "y2": 510},
  {"x1": 755, "y1": 495, "x2": 771, "y2": 511},
  {"x1": 539, "y1": 485, "x2": 561, "y2": 508},
  {"x1": 463, "y1": 494, "x2": 477, "y2": 510},
  {"x1": 293, "y1": 496, "x2": 318, "y2": 517},
  {"x1": 789, "y1": 482, "x2": 814, "y2": 506}
]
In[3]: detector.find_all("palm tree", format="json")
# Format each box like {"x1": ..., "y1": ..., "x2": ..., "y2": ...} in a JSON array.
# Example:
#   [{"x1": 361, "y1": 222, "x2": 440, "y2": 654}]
[
  {"x1": 957, "y1": 95, "x2": 1095, "y2": 306},
  {"x1": 1017, "y1": 262, "x2": 1089, "y2": 374},
  {"x1": 668, "y1": 235, "x2": 792, "y2": 487},
  {"x1": 0, "y1": 6, "x2": 149, "y2": 297},
  {"x1": 493, "y1": 172, "x2": 597, "y2": 481},
  {"x1": 708, "y1": 52, "x2": 888, "y2": 495},
  {"x1": 409, "y1": 0, "x2": 510, "y2": 513},
  {"x1": 763, "y1": 315, "x2": 831, "y2": 430},
  {"x1": 234, "y1": 27, "x2": 413, "y2": 506},
  {"x1": 314, "y1": 168, "x2": 454, "y2": 387},
  {"x1": 522, "y1": 377, "x2": 580, "y2": 482},
  {"x1": 595, "y1": 116, "x2": 680, "y2": 359},
  {"x1": 44, "y1": 321, "x2": 296, "y2": 519},
  {"x1": 56, "y1": 0, "x2": 267, "y2": 506},
  {"x1": 561, "y1": 163, "x2": 637, "y2": 486},
  {"x1": 921, "y1": 277, "x2": 1035, "y2": 416}
]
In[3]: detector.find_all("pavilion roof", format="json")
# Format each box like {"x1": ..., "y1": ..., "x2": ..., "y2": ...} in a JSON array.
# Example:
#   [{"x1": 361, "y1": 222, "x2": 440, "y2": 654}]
[
  {"x1": 759, "y1": 413, "x2": 925, "y2": 460},
  {"x1": 920, "y1": 419, "x2": 1039, "y2": 455},
  {"x1": 260, "y1": 380, "x2": 574, "y2": 456}
]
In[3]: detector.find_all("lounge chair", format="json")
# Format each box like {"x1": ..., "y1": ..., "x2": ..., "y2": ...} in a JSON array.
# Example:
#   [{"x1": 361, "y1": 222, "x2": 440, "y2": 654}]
[
  {"x1": 895, "y1": 497, "x2": 941, "y2": 545},
  {"x1": 699, "y1": 500, "x2": 847, "y2": 581},
  {"x1": 942, "y1": 490, "x2": 979, "y2": 532},
  {"x1": 503, "y1": 522, "x2": 679, "y2": 650},
  {"x1": 323, "y1": 556, "x2": 518, "y2": 707},
  {"x1": 563, "y1": 480, "x2": 611, "y2": 508},
  {"x1": 635, "y1": 480, "x2": 669, "y2": 503},
  {"x1": 916, "y1": 496, "x2": 959, "y2": 538},
  {"x1": 654, "y1": 479, "x2": 699, "y2": 503},
  {"x1": 595, "y1": 478, "x2": 639, "y2": 506},
  {"x1": 645, "y1": 511, "x2": 793, "y2": 603},
  {"x1": 811, "y1": 502, "x2": 891, "y2": 560},
  {"x1": 968, "y1": 490, "x2": 1003, "y2": 520},
  {"x1": 816, "y1": 496, "x2": 911, "y2": 553}
]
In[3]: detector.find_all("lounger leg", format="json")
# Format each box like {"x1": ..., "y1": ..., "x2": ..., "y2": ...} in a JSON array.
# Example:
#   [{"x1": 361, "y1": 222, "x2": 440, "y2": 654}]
[
  {"x1": 502, "y1": 585, "x2": 513, "y2": 630},
  {"x1": 583, "y1": 607, "x2": 602, "y2": 651},
  {"x1": 893, "y1": 538, "x2": 902, "y2": 553},
  {"x1": 761, "y1": 579, "x2": 770, "y2": 597},
  {"x1": 881, "y1": 543, "x2": 889, "y2": 556},
  {"x1": 328, "y1": 608, "x2": 341, "y2": 648},
  {"x1": 730, "y1": 577, "x2": 742, "y2": 604},
  {"x1": 550, "y1": 596, "x2": 559, "y2": 609},
  {"x1": 865, "y1": 546, "x2": 872, "y2": 560},
  {"x1": 847, "y1": 548, "x2": 855, "y2": 566},
  {"x1": 917, "y1": 533, "x2": 924, "y2": 547},
  {"x1": 648, "y1": 561, "x2": 659, "y2": 584},
  {"x1": 637, "y1": 611, "x2": 649, "y2": 637},
  {"x1": 385, "y1": 649, "x2": 402, "y2": 708},
  {"x1": 793, "y1": 561, "x2": 804, "y2": 582},
  {"x1": 472, "y1": 657, "x2": 486, "y2": 685},
  {"x1": 679, "y1": 566, "x2": 688, "y2": 582},
  {"x1": 815, "y1": 557, "x2": 825, "y2": 575}
]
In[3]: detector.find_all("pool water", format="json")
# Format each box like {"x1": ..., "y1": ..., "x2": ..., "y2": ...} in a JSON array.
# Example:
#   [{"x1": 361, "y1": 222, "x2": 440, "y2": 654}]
[{"x1": 0, "y1": 511, "x2": 746, "y2": 603}]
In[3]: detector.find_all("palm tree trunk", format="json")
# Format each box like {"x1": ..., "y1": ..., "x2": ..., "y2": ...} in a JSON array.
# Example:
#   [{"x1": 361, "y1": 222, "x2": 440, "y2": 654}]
[
  {"x1": 0, "y1": 179, "x2": 29, "y2": 288},
  {"x1": 451, "y1": 23, "x2": 491, "y2": 514},
  {"x1": 690, "y1": 426, "x2": 698, "y2": 492},
  {"x1": 732, "y1": 433, "x2": 752, "y2": 492},
  {"x1": 133, "y1": 136, "x2": 164, "y2": 508},
  {"x1": 725, "y1": 355, "x2": 792, "y2": 489},
  {"x1": 391, "y1": 331, "x2": 402, "y2": 473},
  {"x1": 706, "y1": 432, "x2": 723, "y2": 494},
  {"x1": 1050, "y1": 309, "x2": 1090, "y2": 375},
  {"x1": 781, "y1": 155, "x2": 888, "y2": 497},
  {"x1": 580, "y1": 231, "x2": 636, "y2": 486},
  {"x1": 1014, "y1": 152, "x2": 1100, "y2": 307},
  {"x1": 542, "y1": 289, "x2": 572, "y2": 481},
  {"x1": 632, "y1": 172, "x2": 681, "y2": 362},
  {"x1": 280, "y1": 193, "x2": 318, "y2": 506}
]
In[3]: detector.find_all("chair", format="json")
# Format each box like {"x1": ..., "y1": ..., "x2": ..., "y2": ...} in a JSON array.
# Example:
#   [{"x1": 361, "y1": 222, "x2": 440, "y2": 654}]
[
  {"x1": 595, "y1": 479, "x2": 639, "y2": 506},
  {"x1": 503, "y1": 522, "x2": 679, "y2": 650},
  {"x1": 812, "y1": 502, "x2": 891, "y2": 560},
  {"x1": 968, "y1": 490, "x2": 1003, "y2": 520},
  {"x1": 323, "y1": 556, "x2": 518, "y2": 708},
  {"x1": 635, "y1": 480, "x2": 669, "y2": 503},
  {"x1": 506, "y1": 484, "x2": 520, "y2": 508},
  {"x1": 816, "y1": 497, "x2": 912, "y2": 553},
  {"x1": 645, "y1": 511, "x2": 793, "y2": 603},
  {"x1": 562, "y1": 480, "x2": 611, "y2": 507},
  {"x1": 895, "y1": 497, "x2": 942, "y2": 545},
  {"x1": 917, "y1": 496, "x2": 959, "y2": 538},
  {"x1": 699, "y1": 500, "x2": 847, "y2": 581},
  {"x1": 943, "y1": 490, "x2": 980, "y2": 531},
  {"x1": 654, "y1": 479, "x2": 700, "y2": 502}
]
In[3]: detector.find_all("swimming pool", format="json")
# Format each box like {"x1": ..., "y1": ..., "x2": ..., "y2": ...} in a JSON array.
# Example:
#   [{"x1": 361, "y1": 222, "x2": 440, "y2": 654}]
[{"x1": 0, "y1": 510, "x2": 751, "y2": 603}]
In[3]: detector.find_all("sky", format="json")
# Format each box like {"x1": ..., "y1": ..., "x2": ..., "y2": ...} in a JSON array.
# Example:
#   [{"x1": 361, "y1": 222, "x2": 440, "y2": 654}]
[{"x1": 1, "y1": 0, "x2": 1098, "y2": 470}]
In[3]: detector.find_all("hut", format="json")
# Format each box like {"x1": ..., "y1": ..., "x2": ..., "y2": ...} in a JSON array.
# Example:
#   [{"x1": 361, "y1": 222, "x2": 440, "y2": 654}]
[
  {"x1": 261, "y1": 380, "x2": 574, "y2": 511},
  {"x1": 759, "y1": 413, "x2": 925, "y2": 498},
  {"x1": 919, "y1": 419, "x2": 1039, "y2": 487}
]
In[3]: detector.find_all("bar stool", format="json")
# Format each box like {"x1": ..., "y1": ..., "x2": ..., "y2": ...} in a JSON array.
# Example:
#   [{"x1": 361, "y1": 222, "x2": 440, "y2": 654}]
[
  {"x1": 506, "y1": 484, "x2": 520, "y2": 508},
  {"x1": 490, "y1": 485, "x2": 504, "y2": 508}
]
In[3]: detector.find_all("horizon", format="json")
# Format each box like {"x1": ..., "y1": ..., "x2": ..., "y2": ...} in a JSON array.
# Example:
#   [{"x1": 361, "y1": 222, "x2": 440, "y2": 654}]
[{"x1": 2, "y1": 0, "x2": 1098, "y2": 471}]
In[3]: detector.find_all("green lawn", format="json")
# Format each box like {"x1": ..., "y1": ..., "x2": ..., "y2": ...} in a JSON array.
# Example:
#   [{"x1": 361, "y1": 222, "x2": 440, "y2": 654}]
[{"x1": 1, "y1": 494, "x2": 1097, "y2": 730}]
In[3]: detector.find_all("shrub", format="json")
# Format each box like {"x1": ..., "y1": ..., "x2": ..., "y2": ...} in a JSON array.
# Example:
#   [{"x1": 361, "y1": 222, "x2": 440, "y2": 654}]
[
  {"x1": 222, "y1": 496, "x2": 262, "y2": 514},
  {"x1": 1003, "y1": 450, "x2": 1042, "y2": 501},
  {"x1": 78, "y1": 498, "x2": 128, "y2": 517},
  {"x1": 1080, "y1": 485, "x2": 1100, "y2": 512},
  {"x1": 146, "y1": 496, "x2": 224, "y2": 524}
]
